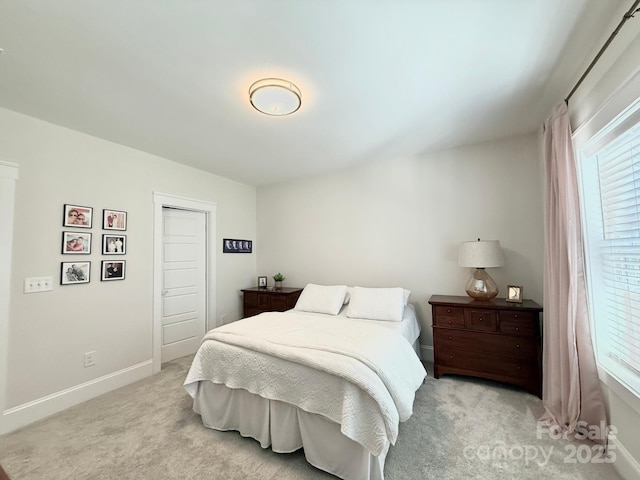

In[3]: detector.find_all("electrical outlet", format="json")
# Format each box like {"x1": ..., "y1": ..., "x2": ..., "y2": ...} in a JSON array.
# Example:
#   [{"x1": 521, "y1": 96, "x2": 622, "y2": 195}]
[
  {"x1": 24, "y1": 276, "x2": 53, "y2": 294},
  {"x1": 84, "y1": 351, "x2": 96, "y2": 367}
]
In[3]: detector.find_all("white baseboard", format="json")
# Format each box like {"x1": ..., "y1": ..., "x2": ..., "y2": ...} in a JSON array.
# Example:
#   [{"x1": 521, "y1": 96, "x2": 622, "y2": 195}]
[
  {"x1": 611, "y1": 435, "x2": 640, "y2": 480},
  {"x1": 420, "y1": 344, "x2": 434, "y2": 363},
  {"x1": 0, "y1": 360, "x2": 153, "y2": 435}
]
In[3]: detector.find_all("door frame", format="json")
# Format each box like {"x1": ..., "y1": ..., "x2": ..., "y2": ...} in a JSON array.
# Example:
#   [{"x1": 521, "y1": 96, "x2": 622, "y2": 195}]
[
  {"x1": 0, "y1": 161, "x2": 19, "y2": 434},
  {"x1": 152, "y1": 192, "x2": 217, "y2": 374}
]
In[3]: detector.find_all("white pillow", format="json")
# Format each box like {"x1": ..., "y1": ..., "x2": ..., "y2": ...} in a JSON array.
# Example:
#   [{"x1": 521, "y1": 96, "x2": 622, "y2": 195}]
[
  {"x1": 346, "y1": 286, "x2": 405, "y2": 322},
  {"x1": 344, "y1": 286, "x2": 354, "y2": 304},
  {"x1": 344, "y1": 286, "x2": 410, "y2": 305},
  {"x1": 402, "y1": 288, "x2": 411, "y2": 305},
  {"x1": 294, "y1": 284, "x2": 347, "y2": 315}
]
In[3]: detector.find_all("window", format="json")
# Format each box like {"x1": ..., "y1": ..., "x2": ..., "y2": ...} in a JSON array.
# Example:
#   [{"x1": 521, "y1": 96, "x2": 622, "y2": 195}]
[{"x1": 577, "y1": 96, "x2": 640, "y2": 398}]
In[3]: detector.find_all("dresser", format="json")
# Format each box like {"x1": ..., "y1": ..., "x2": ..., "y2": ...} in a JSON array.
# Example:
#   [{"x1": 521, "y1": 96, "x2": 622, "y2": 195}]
[
  {"x1": 241, "y1": 287, "x2": 303, "y2": 318},
  {"x1": 428, "y1": 295, "x2": 543, "y2": 398}
]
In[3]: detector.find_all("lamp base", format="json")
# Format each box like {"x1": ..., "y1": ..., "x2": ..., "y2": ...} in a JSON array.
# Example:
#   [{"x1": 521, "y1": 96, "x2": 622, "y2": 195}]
[{"x1": 465, "y1": 268, "x2": 499, "y2": 300}]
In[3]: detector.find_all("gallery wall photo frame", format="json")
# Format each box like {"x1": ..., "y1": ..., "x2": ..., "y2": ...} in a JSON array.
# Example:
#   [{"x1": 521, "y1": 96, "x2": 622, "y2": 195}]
[
  {"x1": 63, "y1": 204, "x2": 93, "y2": 228},
  {"x1": 223, "y1": 238, "x2": 252, "y2": 253},
  {"x1": 103, "y1": 209, "x2": 127, "y2": 231},
  {"x1": 61, "y1": 261, "x2": 91, "y2": 285},
  {"x1": 101, "y1": 260, "x2": 126, "y2": 281},
  {"x1": 102, "y1": 234, "x2": 127, "y2": 255},
  {"x1": 62, "y1": 231, "x2": 92, "y2": 254}
]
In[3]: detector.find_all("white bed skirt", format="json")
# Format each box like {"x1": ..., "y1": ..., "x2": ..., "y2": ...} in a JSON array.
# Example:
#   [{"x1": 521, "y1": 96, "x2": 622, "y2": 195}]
[{"x1": 193, "y1": 381, "x2": 389, "y2": 480}]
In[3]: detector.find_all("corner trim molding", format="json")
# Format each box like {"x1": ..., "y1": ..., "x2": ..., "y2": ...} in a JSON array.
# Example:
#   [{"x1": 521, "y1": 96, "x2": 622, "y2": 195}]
[
  {"x1": 611, "y1": 435, "x2": 640, "y2": 480},
  {"x1": 420, "y1": 344, "x2": 434, "y2": 363},
  {"x1": 0, "y1": 161, "x2": 18, "y2": 435}
]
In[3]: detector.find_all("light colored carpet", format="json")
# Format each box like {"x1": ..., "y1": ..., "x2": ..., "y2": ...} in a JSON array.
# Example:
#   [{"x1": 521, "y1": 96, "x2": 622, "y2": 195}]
[{"x1": 0, "y1": 355, "x2": 622, "y2": 480}]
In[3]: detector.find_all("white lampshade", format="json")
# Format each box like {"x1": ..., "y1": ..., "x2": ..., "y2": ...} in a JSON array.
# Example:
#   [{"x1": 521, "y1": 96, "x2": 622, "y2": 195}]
[
  {"x1": 249, "y1": 78, "x2": 301, "y2": 116},
  {"x1": 458, "y1": 240, "x2": 505, "y2": 268}
]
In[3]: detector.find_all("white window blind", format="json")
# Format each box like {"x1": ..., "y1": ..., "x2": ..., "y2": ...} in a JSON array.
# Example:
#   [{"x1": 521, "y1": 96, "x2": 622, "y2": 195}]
[
  {"x1": 597, "y1": 126, "x2": 640, "y2": 375},
  {"x1": 578, "y1": 97, "x2": 640, "y2": 397}
]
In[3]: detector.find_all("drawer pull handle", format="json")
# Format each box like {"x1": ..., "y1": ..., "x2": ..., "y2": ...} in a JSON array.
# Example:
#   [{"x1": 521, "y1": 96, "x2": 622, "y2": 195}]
[
  {"x1": 448, "y1": 320, "x2": 452, "y2": 324},
  {"x1": 515, "y1": 314, "x2": 519, "y2": 318},
  {"x1": 447, "y1": 309, "x2": 451, "y2": 313},
  {"x1": 515, "y1": 327, "x2": 520, "y2": 331},
  {"x1": 448, "y1": 336, "x2": 452, "y2": 340},
  {"x1": 516, "y1": 344, "x2": 520, "y2": 349},
  {"x1": 479, "y1": 318, "x2": 484, "y2": 321},
  {"x1": 517, "y1": 366, "x2": 521, "y2": 370},
  {"x1": 449, "y1": 355, "x2": 454, "y2": 359}
]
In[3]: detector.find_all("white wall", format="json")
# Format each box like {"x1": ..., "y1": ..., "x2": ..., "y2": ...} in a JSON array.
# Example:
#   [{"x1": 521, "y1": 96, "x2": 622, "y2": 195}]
[
  {"x1": 256, "y1": 133, "x2": 544, "y2": 355},
  {"x1": 0, "y1": 107, "x2": 256, "y2": 422}
]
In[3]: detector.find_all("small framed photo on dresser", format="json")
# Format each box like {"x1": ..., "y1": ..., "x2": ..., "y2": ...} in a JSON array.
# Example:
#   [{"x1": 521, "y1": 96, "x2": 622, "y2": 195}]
[
  {"x1": 506, "y1": 285, "x2": 523, "y2": 303},
  {"x1": 258, "y1": 276, "x2": 267, "y2": 288}
]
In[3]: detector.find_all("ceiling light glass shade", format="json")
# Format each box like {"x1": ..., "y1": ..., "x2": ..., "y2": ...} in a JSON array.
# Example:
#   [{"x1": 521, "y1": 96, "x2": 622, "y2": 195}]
[
  {"x1": 249, "y1": 78, "x2": 301, "y2": 116},
  {"x1": 458, "y1": 240, "x2": 505, "y2": 300}
]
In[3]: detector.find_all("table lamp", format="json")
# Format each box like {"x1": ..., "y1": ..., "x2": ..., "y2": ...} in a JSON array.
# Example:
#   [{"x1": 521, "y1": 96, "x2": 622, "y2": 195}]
[{"x1": 458, "y1": 239, "x2": 504, "y2": 300}]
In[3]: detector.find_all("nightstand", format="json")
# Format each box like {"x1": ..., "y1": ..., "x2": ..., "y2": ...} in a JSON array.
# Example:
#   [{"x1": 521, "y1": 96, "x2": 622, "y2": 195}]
[
  {"x1": 241, "y1": 287, "x2": 303, "y2": 318},
  {"x1": 428, "y1": 295, "x2": 543, "y2": 398}
]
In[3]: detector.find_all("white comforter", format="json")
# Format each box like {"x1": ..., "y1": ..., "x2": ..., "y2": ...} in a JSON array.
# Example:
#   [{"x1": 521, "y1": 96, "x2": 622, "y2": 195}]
[{"x1": 184, "y1": 311, "x2": 426, "y2": 455}]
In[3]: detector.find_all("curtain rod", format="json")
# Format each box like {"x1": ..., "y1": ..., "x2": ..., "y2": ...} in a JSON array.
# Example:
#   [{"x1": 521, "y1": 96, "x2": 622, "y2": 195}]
[{"x1": 565, "y1": 0, "x2": 640, "y2": 104}]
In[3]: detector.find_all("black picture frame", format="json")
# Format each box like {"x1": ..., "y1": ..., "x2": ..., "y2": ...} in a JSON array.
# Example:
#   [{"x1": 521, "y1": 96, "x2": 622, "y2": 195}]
[
  {"x1": 102, "y1": 234, "x2": 127, "y2": 255},
  {"x1": 258, "y1": 276, "x2": 267, "y2": 288},
  {"x1": 101, "y1": 260, "x2": 126, "y2": 281},
  {"x1": 103, "y1": 209, "x2": 127, "y2": 231},
  {"x1": 62, "y1": 231, "x2": 92, "y2": 254},
  {"x1": 63, "y1": 204, "x2": 93, "y2": 228},
  {"x1": 60, "y1": 261, "x2": 91, "y2": 285},
  {"x1": 223, "y1": 238, "x2": 252, "y2": 253}
]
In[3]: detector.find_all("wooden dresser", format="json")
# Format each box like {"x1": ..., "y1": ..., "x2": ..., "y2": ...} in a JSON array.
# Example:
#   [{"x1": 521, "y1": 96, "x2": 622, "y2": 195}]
[
  {"x1": 428, "y1": 295, "x2": 543, "y2": 398},
  {"x1": 241, "y1": 287, "x2": 303, "y2": 318}
]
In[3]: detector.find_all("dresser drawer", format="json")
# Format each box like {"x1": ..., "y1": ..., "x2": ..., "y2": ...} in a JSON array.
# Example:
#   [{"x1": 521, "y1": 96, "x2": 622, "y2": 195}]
[
  {"x1": 464, "y1": 308, "x2": 497, "y2": 332},
  {"x1": 270, "y1": 296, "x2": 289, "y2": 311},
  {"x1": 436, "y1": 348, "x2": 537, "y2": 380},
  {"x1": 244, "y1": 292, "x2": 259, "y2": 308},
  {"x1": 433, "y1": 305, "x2": 465, "y2": 327},
  {"x1": 434, "y1": 328, "x2": 538, "y2": 360},
  {"x1": 500, "y1": 311, "x2": 539, "y2": 336}
]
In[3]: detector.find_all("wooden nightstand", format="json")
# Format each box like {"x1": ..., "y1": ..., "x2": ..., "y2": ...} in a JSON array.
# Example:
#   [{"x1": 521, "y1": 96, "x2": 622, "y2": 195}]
[
  {"x1": 428, "y1": 295, "x2": 543, "y2": 398},
  {"x1": 241, "y1": 287, "x2": 303, "y2": 318}
]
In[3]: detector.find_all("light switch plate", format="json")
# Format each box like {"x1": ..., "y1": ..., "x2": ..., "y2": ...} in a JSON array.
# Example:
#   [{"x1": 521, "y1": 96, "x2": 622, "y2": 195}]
[{"x1": 24, "y1": 277, "x2": 53, "y2": 293}]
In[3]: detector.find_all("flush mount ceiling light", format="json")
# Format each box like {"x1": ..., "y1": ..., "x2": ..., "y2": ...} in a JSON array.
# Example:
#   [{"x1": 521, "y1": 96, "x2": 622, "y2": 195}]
[{"x1": 249, "y1": 78, "x2": 301, "y2": 116}]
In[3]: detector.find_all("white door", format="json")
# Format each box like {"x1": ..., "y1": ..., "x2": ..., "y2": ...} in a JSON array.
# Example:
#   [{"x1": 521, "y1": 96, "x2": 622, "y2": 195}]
[{"x1": 161, "y1": 207, "x2": 206, "y2": 363}]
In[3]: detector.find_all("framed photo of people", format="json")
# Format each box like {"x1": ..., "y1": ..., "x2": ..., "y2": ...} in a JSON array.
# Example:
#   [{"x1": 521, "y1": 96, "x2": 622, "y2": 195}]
[
  {"x1": 63, "y1": 204, "x2": 93, "y2": 228},
  {"x1": 60, "y1": 261, "x2": 91, "y2": 285},
  {"x1": 102, "y1": 234, "x2": 127, "y2": 255},
  {"x1": 223, "y1": 238, "x2": 252, "y2": 253},
  {"x1": 62, "y1": 231, "x2": 92, "y2": 254},
  {"x1": 101, "y1": 260, "x2": 126, "y2": 281},
  {"x1": 103, "y1": 209, "x2": 127, "y2": 231}
]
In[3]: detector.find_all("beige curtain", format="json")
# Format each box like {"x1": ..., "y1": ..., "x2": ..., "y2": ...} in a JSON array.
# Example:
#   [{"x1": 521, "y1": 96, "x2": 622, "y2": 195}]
[{"x1": 541, "y1": 102, "x2": 607, "y2": 443}]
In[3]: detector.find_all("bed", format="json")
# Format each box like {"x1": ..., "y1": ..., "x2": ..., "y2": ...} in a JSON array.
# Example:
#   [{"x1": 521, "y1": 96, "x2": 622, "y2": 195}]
[{"x1": 184, "y1": 285, "x2": 426, "y2": 480}]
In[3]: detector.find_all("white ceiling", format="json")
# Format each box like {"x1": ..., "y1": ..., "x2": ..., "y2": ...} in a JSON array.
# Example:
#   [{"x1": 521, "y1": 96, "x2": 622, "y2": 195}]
[{"x1": 0, "y1": 1, "x2": 624, "y2": 186}]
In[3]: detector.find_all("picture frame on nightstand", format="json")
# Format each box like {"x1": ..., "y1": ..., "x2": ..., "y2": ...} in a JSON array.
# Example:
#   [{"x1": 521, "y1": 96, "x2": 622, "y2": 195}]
[{"x1": 506, "y1": 285, "x2": 523, "y2": 303}]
